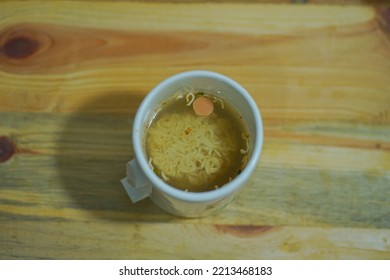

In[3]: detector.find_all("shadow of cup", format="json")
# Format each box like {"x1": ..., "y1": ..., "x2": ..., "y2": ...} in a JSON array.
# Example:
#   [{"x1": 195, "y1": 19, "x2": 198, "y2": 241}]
[{"x1": 55, "y1": 92, "x2": 175, "y2": 221}]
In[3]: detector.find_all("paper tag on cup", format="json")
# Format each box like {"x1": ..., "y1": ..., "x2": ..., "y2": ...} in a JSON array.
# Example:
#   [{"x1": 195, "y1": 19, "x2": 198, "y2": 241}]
[{"x1": 121, "y1": 159, "x2": 152, "y2": 203}]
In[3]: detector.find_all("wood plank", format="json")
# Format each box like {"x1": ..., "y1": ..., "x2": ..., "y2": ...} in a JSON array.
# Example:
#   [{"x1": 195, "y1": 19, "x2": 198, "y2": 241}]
[
  {"x1": 1, "y1": 112, "x2": 389, "y2": 228},
  {"x1": 34, "y1": 0, "x2": 390, "y2": 6},
  {"x1": 1, "y1": 221, "x2": 389, "y2": 259},
  {"x1": 0, "y1": 3, "x2": 389, "y2": 121}
]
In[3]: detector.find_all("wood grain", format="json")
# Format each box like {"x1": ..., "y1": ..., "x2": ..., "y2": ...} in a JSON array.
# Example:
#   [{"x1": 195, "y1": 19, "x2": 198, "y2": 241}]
[
  {"x1": 36, "y1": 0, "x2": 390, "y2": 6},
  {"x1": 1, "y1": 221, "x2": 390, "y2": 259},
  {"x1": 1, "y1": 1, "x2": 390, "y2": 259}
]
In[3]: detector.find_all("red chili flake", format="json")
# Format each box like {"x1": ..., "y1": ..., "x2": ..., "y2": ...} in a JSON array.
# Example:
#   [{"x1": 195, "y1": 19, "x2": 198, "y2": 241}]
[{"x1": 184, "y1": 127, "x2": 192, "y2": 135}]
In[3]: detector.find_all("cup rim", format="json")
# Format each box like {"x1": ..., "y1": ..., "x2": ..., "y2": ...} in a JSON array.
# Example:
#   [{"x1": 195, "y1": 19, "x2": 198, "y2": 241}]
[{"x1": 133, "y1": 70, "x2": 263, "y2": 203}]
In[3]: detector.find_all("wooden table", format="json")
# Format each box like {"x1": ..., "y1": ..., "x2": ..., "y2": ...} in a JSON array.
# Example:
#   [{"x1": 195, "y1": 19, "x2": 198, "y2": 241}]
[{"x1": 1, "y1": 1, "x2": 390, "y2": 259}]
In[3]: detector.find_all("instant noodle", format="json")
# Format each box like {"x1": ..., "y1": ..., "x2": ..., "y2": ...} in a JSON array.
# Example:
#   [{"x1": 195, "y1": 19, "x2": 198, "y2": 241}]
[{"x1": 145, "y1": 90, "x2": 250, "y2": 192}]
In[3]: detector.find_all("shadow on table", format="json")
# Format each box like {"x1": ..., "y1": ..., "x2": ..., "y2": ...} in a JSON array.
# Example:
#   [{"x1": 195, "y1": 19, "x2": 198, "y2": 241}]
[{"x1": 55, "y1": 92, "x2": 177, "y2": 222}]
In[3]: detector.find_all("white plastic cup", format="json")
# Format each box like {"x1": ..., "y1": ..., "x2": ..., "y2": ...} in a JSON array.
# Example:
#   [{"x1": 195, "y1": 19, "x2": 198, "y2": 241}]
[{"x1": 121, "y1": 70, "x2": 263, "y2": 217}]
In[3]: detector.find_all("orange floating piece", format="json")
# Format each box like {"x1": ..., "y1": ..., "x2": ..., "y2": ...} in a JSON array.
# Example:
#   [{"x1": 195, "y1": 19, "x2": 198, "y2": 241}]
[{"x1": 193, "y1": 96, "x2": 214, "y2": 116}]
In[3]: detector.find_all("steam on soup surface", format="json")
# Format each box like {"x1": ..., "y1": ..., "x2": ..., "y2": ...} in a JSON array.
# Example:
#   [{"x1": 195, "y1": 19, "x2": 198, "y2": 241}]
[{"x1": 145, "y1": 90, "x2": 250, "y2": 192}]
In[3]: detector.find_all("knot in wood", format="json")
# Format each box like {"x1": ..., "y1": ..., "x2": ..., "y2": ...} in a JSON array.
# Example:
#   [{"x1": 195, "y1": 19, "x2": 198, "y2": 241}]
[
  {"x1": 4, "y1": 36, "x2": 39, "y2": 59},
  {"x1": 0, "y1": 136, "x2": 16, "y2": 163}
]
